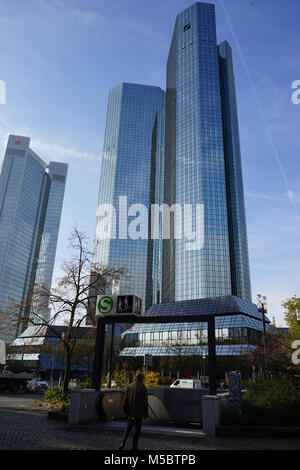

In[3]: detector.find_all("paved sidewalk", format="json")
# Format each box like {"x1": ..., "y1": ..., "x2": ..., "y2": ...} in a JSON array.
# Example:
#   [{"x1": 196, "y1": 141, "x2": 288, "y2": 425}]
[
  {"x1": 0, "y1": 396, "x2": 299, "y2": 450},
  {"x1": 74, "y1": 420, "x2": 205, "y2": 439}
]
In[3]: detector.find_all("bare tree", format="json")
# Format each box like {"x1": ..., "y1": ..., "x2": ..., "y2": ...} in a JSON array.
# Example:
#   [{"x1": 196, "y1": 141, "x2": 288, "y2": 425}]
[{"x1": 11, "y1": 227, "x2": 125, "y2": 396}]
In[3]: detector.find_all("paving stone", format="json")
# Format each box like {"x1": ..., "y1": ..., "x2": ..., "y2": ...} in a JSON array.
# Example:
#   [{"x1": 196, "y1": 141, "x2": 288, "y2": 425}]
[{"x1": 0, "y1": 399, "x2": 299, "y2": 450}]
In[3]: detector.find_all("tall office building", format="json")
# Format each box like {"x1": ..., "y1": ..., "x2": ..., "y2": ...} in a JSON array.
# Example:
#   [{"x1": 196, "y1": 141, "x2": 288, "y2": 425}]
[
  {"x1": 121, "y1": 3, "x2": 260, "y2": 367},
  {"x1": 34, "y1": 161, "x2": 68, "y2": 320},
  {"x1": 93, "y1": 83, "x2": 165, "y2": 310},
  {"x1": 0, "y1": 135, "x2": 68, "y2": 343},
  {"x1": 163, "y1": 2, "x2": 251, "y2": 303}
]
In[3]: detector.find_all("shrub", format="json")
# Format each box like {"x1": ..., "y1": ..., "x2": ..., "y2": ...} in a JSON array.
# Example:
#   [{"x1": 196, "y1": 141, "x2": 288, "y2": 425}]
[
  {"x1": 43, "y1": 386, "x2": 71, "y2": 409},
  {"x1": 113, "y1": 369, "x2": 130, "y2": 388},
  {"x1": 244, "y1": 374, "x2": 299, "y2": 410},
  {"x1": 221, "y1": 374, "x2": 300, "y2": 426},
  {"x1": 133, "y1": 368, "x2": 160, "y2": 388},
  {"x1": 144, "y1": 371, "x2": 160, "y2": 388}
]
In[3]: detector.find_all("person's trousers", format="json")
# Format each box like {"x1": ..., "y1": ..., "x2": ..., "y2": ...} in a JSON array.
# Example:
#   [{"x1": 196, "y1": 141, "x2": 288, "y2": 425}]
[{"x1": 120, "y1": 418, "x2": 143, "y2": 450}]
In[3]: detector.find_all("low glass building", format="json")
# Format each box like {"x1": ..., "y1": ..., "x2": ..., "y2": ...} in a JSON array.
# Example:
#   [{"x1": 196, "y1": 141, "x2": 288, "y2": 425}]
[
  {"x1": 120, "y1": 296, "x2": 270, "y2": 376},
  {"x1": 8, "y1": 324, "x2": 94, "y2": 377}
]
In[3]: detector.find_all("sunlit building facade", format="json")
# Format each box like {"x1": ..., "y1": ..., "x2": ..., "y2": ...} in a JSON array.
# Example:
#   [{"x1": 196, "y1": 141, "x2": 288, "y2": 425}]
[
  {"x1": 0, "y1": 135, "x2": 67, "y2": 343},
  {"x1": 163, "y1": 2, "x2": 251, "y2": 303},
  {"x1": 93, "y1": 83, "x2": 165, "y2": 311},
  {"x1": 121, "y1": 3, "x2": 260, "y2": 369}
]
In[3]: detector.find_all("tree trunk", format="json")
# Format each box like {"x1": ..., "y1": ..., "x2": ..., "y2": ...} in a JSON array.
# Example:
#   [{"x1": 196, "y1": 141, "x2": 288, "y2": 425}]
[{"x1": 63, "y1": 350, "x2": 72, "y2": 396}]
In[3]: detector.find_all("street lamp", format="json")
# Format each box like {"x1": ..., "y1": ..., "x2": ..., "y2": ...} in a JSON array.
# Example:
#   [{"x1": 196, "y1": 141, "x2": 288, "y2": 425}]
[
  {"x1": 50, "y1": 354, "x2": 54, "y2": 389},
  {"x1": 108, "y1": 275, "x2": 120, "y2": 387},
  {"x1": 257, "y1": 294, "x2": 267, "y2": 350},
  {"x1": 202, "y1": 349, "x2": 206, "y2": 388}
]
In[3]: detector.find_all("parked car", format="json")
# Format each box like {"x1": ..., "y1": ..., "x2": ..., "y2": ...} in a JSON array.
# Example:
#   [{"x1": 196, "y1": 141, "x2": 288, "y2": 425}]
[
  {"x1": 170, "y1": 379, "x2": 202, "y2": 389},
  {"x1": 27, "y1": 378, "x2": 49, "y2": 393}
]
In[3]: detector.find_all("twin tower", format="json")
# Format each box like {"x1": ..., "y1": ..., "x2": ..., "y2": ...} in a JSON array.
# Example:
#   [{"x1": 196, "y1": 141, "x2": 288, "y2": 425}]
[{"x1": 93, "y1": 2, "x2": 252, "y2": 311}]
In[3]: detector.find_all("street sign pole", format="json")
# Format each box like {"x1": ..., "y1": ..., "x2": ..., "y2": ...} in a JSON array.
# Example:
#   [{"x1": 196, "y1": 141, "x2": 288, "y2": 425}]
[
  {"x1": 92, "y1": 318, "x2": 106, "y2": 391},
  {"x1": 93, "y1": 293, "x2": 142, "y2": 391},
  {"x1": 107, "y1": 323, "x2": 115, "y2": 388},
  {"x1": 208, "y1": 316, "x2": 217, "y2": 395}
]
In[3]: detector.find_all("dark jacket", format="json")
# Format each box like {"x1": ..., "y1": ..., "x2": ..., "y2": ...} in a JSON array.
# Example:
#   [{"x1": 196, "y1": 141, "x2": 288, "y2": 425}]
[{"x1": 123, "y1": 381, "x2": 148, "y2": 420}]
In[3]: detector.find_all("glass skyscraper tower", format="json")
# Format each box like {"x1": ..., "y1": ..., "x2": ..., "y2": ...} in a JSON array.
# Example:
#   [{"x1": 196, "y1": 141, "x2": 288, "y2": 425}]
[
  {"x1": 163, "y1": 2, "x2": 251, "y2": 303},
  {"x1": 0, "y1": 135, "x2": 68, "y2": 343},
  {"x1": 121, "y1": 3, "x2": 258, "y2": 366},
  {"x1": 34, "y1": 161, "x2": 68, "y2": 319},
  {"x1": 93, "y1": 83, "x2": 165, "y2": 309}
]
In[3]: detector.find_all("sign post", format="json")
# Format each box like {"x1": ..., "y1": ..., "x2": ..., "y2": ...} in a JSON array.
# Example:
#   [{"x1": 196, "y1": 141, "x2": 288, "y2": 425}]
[
  {"x1": 92, "y1": 294, "x2": 142, "y2": 391},
  {"x1": 144, "y1": 354, "x2": 152, "y2": 373},
  {"x1": 229, "y1": 371, "x2": 242, "y2": 413}
]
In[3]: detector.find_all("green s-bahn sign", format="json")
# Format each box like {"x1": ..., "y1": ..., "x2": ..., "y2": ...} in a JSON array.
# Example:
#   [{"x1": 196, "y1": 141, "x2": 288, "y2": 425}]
[
  {"x1": 96, "y1": 294, "x2": 142, "y2": 317},
  {"x1": 97, "y1": 295, "x2": 115, "y2": 315}
]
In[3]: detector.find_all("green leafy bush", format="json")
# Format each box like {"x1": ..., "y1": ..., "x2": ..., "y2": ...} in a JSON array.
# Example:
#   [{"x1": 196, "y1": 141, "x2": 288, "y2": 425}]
[
  {"x1": 244, "y1": 374, "x2": 299, "y2": 410},
  {"x1": 43, "y1": 386, "x2": 71, "y2": 409},
  {"x1": 144, "y1": 371, "x2": 160, "y2": 388},
  {"x1": 221, "y1": 374, "x2": 300, "y2": 426},
  {"x1": 113, "y1": 369, "x2": 130, "y2": 388}
]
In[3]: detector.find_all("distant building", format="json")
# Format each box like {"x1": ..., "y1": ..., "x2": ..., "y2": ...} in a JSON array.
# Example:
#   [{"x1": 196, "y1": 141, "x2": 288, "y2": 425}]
[
  {"x1": 0, "y1": 135, "x2": 67, "y2": 343},
  {"x1": 8, "y1": 324, "x2": 93, "y2": 377},
  {"x1": 276, "y1": 327, "x2": 290, "y2": 336}
]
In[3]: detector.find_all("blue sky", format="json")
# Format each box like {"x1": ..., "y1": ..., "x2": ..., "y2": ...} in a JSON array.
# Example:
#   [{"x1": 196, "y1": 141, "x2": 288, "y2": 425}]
[{"x1": 0, "y1": 0, "x2": 299, "y2": 326}]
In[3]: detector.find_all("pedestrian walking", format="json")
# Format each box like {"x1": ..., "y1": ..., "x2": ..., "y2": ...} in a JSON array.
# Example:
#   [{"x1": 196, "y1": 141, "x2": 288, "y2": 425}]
[{"x1": 119, "y1": 372, "x2": 148, "y2": 451}]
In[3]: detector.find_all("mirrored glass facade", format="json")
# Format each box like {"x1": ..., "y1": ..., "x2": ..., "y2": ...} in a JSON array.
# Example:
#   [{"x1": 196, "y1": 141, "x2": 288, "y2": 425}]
[
  {"x1": 121, "y1": 296, "x2": 269, "y2": 359},
  {"x1": 34, "y1": 161, "x2": 68, "y2": 321},
  {"x1": 218, "y1": 40, "x2": 251, "y2": 300},
  {"x1": 146, "y1": 106, "x2": 165, "y2": 309},
  {"x1": 0, "y1": 135, "x2": 67, "y2": 343},
  {"x1": 93, "y1": 83, "x2": 165, "y2": 310},
  {"x1": 163, "y1": 2, "x2": 251, "y2": 303},
  {"x1": 122, "y1": 3, "x2": 256, "y2": 363}
]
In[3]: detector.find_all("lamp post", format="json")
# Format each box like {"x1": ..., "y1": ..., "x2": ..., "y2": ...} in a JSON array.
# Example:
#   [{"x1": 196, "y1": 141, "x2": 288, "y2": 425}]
[
  {"x1": 50, "y1": 354, "x2": 54, "y2": 389},
  {"x1": 202, "y1": 349, "x2": 206, "y2": 388},
  {"x1": 107, "y1": 276, "x2": 120, "y2": 388},
  {"x1": 58, "y1": 332, "x2": 65, "y2": 388},
  {"x1": 257, "y1": 294, "x2": 267, "y2": 350}
]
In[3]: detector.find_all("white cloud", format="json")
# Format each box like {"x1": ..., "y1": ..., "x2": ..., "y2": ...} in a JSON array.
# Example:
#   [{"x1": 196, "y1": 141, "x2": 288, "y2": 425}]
[
  {"x1": 0, "y1": 122, "x2": 101, "y2": 165},
  {"x1": 245, "y1": 191, "x2": 284, "y2": 202},
  {"x1": 246, "y1": 190, "x2": 300, "y2": 206},
  {"x1": 32, "y1": 138, "x2": 100, "y2": 164}
]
